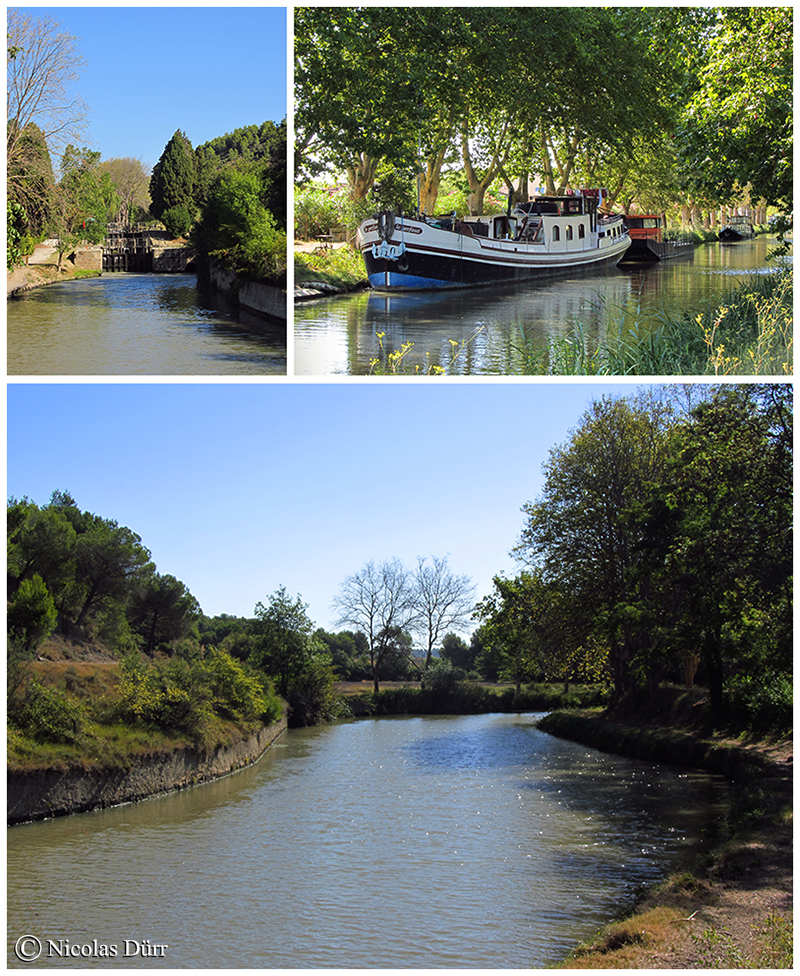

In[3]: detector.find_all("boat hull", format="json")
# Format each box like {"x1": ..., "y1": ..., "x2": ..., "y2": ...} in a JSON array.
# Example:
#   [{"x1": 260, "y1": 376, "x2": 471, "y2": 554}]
[
  {"x1": 358, "y1": 215, "x2": 631, "y2": 291},
  {"x1": 620, "y1": 238, "x2": 696, "y2": 262}
]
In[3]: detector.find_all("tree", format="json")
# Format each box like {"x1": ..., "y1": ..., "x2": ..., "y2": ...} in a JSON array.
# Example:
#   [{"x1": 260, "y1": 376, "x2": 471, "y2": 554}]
[
  {"x1": 70, "y1": 517, "x2": 154, "y2": 629},
  {"x1": 658, "y1": 386, "x2": 792, "y2": 715},
  {"x1": 513, "y1": 394, "x2": 673, "y2": 704},
  {"x1": 440, "y1": 632, "x2": 475, "y2": 672},
  {"x1": 474, "y1": 573, "x2": 546, "y2": 694},
  {"x1": 333, "y1": 558, "x2": 417, "y2": 692},
  {"x1": 8, "y1": 573, "x2": 57, "y2": 654},
  {"x1": 251, "y1": 587, "x2": 317, "y2": 699},
  {"x1": 196, "y1": 167, "x2": 285, "y2": 279},
  {"x1": 129, "y1": 572, "x2": 201, "y2": 655},
  {"x1": 149, "y1": 130, "x2": 196, "y2": 222},
  {"x1": 676, "y1": 7, "x2": 793, "y2": 211},
  {"x1": 98, "y1": 157, "x2": 152, "y2": 224},
  {"x1": 412, "y1": 556, "x2": 475, "y2": 668},
  {"x1": 53, "y1": 145, "x2": 116, "y2": 252},
  {"x1": 7, "y1": 9, "x2": 88, "y2": 215}
]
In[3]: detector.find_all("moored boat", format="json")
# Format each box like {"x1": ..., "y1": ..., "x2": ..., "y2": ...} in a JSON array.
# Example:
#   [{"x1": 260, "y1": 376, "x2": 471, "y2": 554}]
[
  {"x1": 357, "y1": 191, "x2": 631, "y2": 291},
  {"x1": 718, "y1": 215, "x2": 755, "y2": 242},
  {"x1": 619, "y1": 214, "x2": 695, "y2": 262}
]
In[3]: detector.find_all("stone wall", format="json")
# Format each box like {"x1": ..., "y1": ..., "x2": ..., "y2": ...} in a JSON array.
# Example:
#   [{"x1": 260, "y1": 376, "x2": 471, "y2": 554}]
[
  {"x1": 69, "y1": 247, "x2": 103, "y2": 271},
  {"x1": 205, "y1": 259, "x2": 287, "y2": 321},
  {"x1": 152, "y1": 246, "x2": 195, "y2": 273},
  {"x1": 7, "y1": 715, "x2": 287, "y2": 826}
]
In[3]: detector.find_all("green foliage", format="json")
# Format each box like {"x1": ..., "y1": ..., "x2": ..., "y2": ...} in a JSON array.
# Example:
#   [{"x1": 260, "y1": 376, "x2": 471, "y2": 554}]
[
  {"x1": 725, "y1": 672, "x2": 792, "y2": 734},
  {"x1": 7, "y1": 201, "x2": 28, "y2": 269},
  {"x1": 251, "y1": 586, "x2": 318, "y2": 699},
  {"x1": 114, "y1": 648, "x2": 278, "y2": 741},
  {"x1": 286, "y1": 653, "x2": 341, "y2": 727},
  {"x1": 294, "y1": 185, "x2": 343, "y2": 239},
  {"x1": 7, "y1": 574, "x2": 57, "y2": 653},
  {"x1": 511, "y1": 387, "x2": 792, "y2": 730},
  {"x1": 11, "y1": 680, "x2": 86, "y2": 743},
  {"x1": 195, "y1": 167, "x2": 286, "y2": 283},
  {"x1": 150, "y1": 130, "x2": 197, "y2": 221},
  {"x1": 7, "y1": 493, "x2": 199, "y2": 654},
  {"x1": 161, "y1": 204, "x2": 193, "y2": 239},
  {"x1": 677, "y1": 8, "x2": 792, "y2": 210}
]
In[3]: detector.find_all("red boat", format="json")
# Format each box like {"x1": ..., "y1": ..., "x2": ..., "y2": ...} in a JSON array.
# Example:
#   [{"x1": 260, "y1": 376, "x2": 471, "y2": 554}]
[{"x1": 621, "y1": 215, "x2": 695, "y2": 262}]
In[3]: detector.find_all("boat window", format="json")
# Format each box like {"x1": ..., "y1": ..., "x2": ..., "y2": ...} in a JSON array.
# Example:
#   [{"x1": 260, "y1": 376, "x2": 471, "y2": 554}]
[
  {"x1": 553, "y1": 226, "x2": 560, "y2": 242},
  {"x1": 566, "y1": 225, "x2": 573, "y2": 240},
  {"x1": 579, "y1": 224, "x2": 585, "y2": 239}
]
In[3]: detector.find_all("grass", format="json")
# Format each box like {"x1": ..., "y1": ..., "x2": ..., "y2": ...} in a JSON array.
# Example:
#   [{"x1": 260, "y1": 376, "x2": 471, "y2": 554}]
[
  {"x1": 294, "y1": 244, "x2": 367, "y2": 291},
  {"x1": 517, "y1": 269, "x2": 792, "y2": 375},
  {"x1": 7, "y1": 657, "x2": 272, "y2": 773}
]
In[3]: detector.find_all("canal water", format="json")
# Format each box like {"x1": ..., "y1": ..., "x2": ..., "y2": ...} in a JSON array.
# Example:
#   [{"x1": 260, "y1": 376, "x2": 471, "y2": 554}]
[
  {"x1": 7, "y1": 274, "x2": 286, "y2": 375},
  {"x1": 295, "y1": 237, "x2": 789, "y2": 374},
  {"x1": 7, "y1": 713, "x2": 728, "y2": 968}
]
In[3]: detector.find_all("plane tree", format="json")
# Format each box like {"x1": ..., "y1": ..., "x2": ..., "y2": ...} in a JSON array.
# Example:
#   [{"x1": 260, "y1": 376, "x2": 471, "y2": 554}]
[{"x1": 676, "y1": 6, "x2": 793, "y2": 212}]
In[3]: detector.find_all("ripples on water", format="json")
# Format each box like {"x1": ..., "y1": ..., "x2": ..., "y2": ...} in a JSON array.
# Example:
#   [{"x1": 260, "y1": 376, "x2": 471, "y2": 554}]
[
  {"x1": 7, "y1": 714, "x2": 728, "y2": 968},
  {"x1": 294, "y1": 238, "x2": 790, "y2": 374},
  {"x1": 7, "y1": 274, "x2": 286, "y2": 375}
]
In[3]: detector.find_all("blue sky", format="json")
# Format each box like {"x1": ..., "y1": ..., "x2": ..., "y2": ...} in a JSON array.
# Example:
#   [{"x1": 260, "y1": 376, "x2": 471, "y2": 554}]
[
  {"x1": 7, "y1": 381, "x2": 639, "y2": 635},
  {"x1": 13, "y1": 6, "x2": 287, "y2": 168}
]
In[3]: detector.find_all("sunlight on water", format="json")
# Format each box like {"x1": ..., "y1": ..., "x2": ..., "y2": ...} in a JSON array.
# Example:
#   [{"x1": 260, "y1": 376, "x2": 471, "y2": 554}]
[{"x1": 7, "y1": 714, "x2": 728, "y2": 968}]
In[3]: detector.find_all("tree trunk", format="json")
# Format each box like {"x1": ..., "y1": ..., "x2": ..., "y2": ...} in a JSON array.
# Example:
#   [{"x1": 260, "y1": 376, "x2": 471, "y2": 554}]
[{"x1": 346, "y1": 153, "x2": 380, "y2": 200}]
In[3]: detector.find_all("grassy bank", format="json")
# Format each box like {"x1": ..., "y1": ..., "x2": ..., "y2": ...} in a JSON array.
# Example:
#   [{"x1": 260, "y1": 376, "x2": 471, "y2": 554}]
[
  {"x1": 7, "y1": 649, "x2": 284, "y2": 774},
  {"x1": 294, "y1": 243, "x2": 367, "y2": 292},
  {"x1": 538, "y1": 710, "x2": 792, "y2": 968},
  {"x1": 519, "y1": 269, "x2": 792, "y2": 376},
  {"x1": 7, "y1": 263, "x2": 102, "y2": 296}
]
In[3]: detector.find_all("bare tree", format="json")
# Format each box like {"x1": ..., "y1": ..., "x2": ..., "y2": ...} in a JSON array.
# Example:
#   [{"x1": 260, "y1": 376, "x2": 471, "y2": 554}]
[
  {"x1": 412, "y1": 555, "x2": 476, "y2": 669},
  {"x1": 98, "y1": 157, "x2": 152, "y2": 225},
  {"x1": 7, "y1": 9, "x2": 88, "y2": 210},
  {"x1": 332, "y1": 558, "x2": 417, "y2": 692}
]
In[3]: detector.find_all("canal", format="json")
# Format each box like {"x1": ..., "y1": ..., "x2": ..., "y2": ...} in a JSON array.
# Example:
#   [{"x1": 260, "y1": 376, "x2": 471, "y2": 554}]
[
  {"x1": 7, "y1": 274, "x2": 286, "y2": 376},
  {"x1": 8, "y1": 713, "x2": 729, "y2": 968},
  {"x1": 294, "y1": 237, "x2": 789, "y2": 374}
]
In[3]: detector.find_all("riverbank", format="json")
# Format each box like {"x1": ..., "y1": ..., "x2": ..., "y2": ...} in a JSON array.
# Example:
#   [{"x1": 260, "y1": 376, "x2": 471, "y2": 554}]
[
  {"x1": 539, "y1": 711, "x2": 792, "y2": 967},
  {"x1": 7, "y1": 261, "x2": 101, "y2": 297},
  {"x1": 7, "y1": 714, "x2": 287, "y2": 825},
  {"x1": 294, "y1": 240, "x2": 367, "y2": 300}
]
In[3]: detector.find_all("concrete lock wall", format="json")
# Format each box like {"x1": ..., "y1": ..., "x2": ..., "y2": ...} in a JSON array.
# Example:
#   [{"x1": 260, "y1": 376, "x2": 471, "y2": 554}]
[{"x1": 206, "y1": 259, "x2": 287, "y2": 320}]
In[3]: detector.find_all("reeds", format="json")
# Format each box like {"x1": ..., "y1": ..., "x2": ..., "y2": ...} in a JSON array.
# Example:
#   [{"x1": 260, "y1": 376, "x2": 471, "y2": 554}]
[{"x1": 518, "y1": 269, "x2": 792, "y2": 376}]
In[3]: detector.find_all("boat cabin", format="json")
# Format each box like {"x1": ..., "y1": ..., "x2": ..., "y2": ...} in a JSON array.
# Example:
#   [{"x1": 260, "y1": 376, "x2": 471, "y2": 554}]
[{"x1": 626, "y1": 215, "x2": 664, "y2": 243}]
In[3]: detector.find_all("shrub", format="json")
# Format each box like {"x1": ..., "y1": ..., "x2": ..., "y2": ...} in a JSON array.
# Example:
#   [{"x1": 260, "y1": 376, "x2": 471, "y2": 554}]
[
  {"x1": 7, "y1": 573, "x2": 57, "y2": 653},
  {"x1": 162, "y1": 204, "x2": 193, "y2": 239},
  {"x1": 114, "y1": 648, "x2": 277, "y2": 741},
  {"x1": 12, "y1": 680, "x2": 86, "y2": 743},
  {"x1": 725, "y1": 671, "x2": 792, "y2": 733}
]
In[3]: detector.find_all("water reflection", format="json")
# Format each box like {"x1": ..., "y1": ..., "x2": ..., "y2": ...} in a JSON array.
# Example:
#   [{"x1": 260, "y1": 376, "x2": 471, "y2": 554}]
[
  {"x1": 7, "y1": 274, "x2": 286, "y2": 375},
  {"x1": 295, "y1": 238, "x2": 790, "y2": 374}
]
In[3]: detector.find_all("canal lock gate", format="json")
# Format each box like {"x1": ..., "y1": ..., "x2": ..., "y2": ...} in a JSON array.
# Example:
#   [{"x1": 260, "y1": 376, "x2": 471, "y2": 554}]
[{"x1": 102, "y1": 223, "x2": 195, "y2": 273}]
